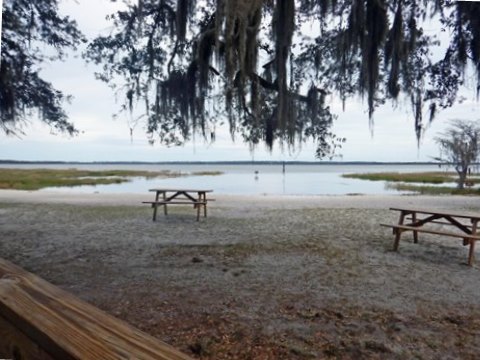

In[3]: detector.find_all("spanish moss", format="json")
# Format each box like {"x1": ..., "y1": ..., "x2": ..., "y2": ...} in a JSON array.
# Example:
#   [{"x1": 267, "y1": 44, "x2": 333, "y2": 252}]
[{"x1": 85, "y1": 0, "x2": 480, "y2": 157}]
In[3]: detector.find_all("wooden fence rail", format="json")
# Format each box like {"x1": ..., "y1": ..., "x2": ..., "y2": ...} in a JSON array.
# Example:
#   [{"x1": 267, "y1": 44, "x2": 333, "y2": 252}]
[{"x1": 0, "y1": 258, "x2": 193, "y2": 360}]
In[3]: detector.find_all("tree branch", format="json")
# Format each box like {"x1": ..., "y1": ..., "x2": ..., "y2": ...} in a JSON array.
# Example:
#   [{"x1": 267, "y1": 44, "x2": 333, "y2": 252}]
[{"x1": 251, "y1": 73, "x2": 327, "y2": 102}]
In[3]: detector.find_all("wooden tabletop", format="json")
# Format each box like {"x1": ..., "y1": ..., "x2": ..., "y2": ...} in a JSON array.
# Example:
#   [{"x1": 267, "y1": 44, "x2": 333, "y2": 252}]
[
  {"x1": 149, "y1": 189, "x2": 213, "y2": 193},
  {"x1": 389, "y1": 207, "x2": 480, "y2": 220}
]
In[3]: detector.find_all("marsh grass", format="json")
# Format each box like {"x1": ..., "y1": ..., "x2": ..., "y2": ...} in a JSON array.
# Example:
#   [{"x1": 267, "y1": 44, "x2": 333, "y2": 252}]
[
  {"x1": 0, "y1": 168, "x2": 185, "y2": 190},
  {"x1": 191, "y1": 171, "x2": 223, "y2": 176},
  {"x1": 343, "y1": 171, "x2": 480, "y2": 184},
  {"x1": 343, "y1": 171, "x2": 480, "y2": 195},
  {"x1": 386, "y1": 183, "x2": 480, "y2": 195}
]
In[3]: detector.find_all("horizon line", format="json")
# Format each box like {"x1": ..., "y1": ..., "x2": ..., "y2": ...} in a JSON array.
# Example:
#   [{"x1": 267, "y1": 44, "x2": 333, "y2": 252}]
[{"x1": 0, "y1": 159, "x2": 455, "y2": 165}]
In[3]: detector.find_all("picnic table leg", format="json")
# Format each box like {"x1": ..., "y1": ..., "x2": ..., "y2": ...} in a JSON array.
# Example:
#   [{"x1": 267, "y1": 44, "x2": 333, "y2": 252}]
[
  {"x1": 468, "y1": 239, "x2": 476, "y2": 266},
  {"x1": 393, "y1": 211, "x2": 406, "y2": 251},
  {"x1": 152, "y1": 192, "x2": 160, "y2": 221},
  {"x1": 196, "y1": 202, "x2": 201, "y2": 221},
  {"x1": 412, "y1": 212, "x2": 419, "y2": 243},
  {"x1": 467, "y1": 220, "x2": 478, "y2": 266},
  {"x1": 202, "y1": 193, "x2": 207, "y2": 217},
  {"x1": 464, "y1": 220, "x2": 477, "y2": 246},
  {"x1": 163, "y1": 192, "x2": 168, "y2": 215}
]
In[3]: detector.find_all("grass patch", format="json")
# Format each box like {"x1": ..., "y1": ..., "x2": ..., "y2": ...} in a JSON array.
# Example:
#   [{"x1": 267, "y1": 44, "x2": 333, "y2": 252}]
[
  {"x1": 343, "y1": 171, "x2": 480, "y2": 195},
  {"x1": 343, "y1": 171, "x2": 480, "y2": 185},
  {"x1": 0, "y1": 168, "x2": 185, "y2": 190},
  {"x1": 386, "y1": 183, "x2": 480, "y2": 195},
  {"x1": 191, "y1": 171, "x2": 223, "y2": 176}
]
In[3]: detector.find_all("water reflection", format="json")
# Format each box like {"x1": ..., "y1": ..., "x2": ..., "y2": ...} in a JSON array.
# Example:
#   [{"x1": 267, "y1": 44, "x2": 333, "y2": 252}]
[{"x1": 32, "y1": 163, "x2": 446, "y2": 195}]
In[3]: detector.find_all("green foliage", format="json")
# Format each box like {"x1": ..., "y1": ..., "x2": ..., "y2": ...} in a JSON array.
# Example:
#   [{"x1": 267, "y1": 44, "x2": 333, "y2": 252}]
[
  {"x1": 0, "y1": 0, "x2": 85, "y2": 135},
  {"x1": 86, "y1": 1, "x2": 480, "y2": 157}
]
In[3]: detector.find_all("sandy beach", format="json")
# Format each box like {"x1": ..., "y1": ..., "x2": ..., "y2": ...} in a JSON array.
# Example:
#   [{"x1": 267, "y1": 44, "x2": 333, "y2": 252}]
[{"x1": 1, "y1": 190, "x2": 479, "y2": 358}]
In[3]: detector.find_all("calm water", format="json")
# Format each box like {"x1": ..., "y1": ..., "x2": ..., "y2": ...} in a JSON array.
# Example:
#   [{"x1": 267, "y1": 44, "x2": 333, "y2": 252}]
[{"x1": 0, "y1": 163, "x2": 450, "y2": 195}]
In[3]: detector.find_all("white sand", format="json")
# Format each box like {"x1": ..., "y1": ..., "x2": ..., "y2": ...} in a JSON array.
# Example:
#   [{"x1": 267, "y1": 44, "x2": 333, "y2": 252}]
[
  {"x1": 1, "y1": 190, "x2": 479, "y2": 358},
  {"x1": 0, "y1": 189, "x2": 478, "y2": 210}
]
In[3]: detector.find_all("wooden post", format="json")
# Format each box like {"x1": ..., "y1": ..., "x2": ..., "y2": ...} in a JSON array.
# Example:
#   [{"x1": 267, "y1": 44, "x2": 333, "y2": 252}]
[
  {"x1": 412, "y1": 212, "x2": 419, "y2": 243},
  {"x1": 393, "y1": 211, "x2": 406, "y2": 251},
  {"x1": 202, "y1": 192, "x2": 207, "y2": 217},
  {"x1": 468, "y1": 220, "x2": 478, "y2": 266},
  {"x1": 163, "y1": 191, "x2": 168, "y2": 216},
  {"x1": 0, "y1": 258, "x2": 193, "y2": 360},
  {"x1": 153, "y1": 191, "x2": 160, "y2": 221},
  {"x1": 0, "y1": 315, "x2": 53, "y2": 360},
  {"x1": 196, "y1": 202, "x2": 200, "y2": 221},
  {"x1": 468, "y1": 239, "x2": 476, "y2": 266}
]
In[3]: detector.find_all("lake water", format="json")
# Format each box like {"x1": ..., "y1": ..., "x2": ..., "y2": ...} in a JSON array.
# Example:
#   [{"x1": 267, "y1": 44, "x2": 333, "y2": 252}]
[{"x1": 0, "y1": 163, "x2": 450, "y2": 195}]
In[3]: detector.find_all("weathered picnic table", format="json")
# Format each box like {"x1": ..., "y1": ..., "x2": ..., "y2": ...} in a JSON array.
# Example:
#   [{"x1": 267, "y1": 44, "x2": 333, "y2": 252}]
[
  {"x1": 143, "y1": 188, "x2": 213, "y2": 221},
  {"x1": 381, "y1": 207, "x2": 480, "y2": 266}
]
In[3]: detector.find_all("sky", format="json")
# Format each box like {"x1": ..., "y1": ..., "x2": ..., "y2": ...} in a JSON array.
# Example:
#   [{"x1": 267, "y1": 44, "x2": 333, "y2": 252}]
[{"x1": 1, "y1": 0, "x2": 479, "y2": 163}]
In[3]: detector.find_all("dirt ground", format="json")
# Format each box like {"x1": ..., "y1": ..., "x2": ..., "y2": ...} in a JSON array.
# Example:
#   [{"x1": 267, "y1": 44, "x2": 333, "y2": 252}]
[{"x1": 0, "y1": 191, "x2": 480, "y2": 359}]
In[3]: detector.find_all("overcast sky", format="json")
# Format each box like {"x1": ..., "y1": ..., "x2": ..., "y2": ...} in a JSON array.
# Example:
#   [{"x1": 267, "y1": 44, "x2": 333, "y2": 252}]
[{"x1": 1, "y1": 0, "x2": 479, "y2": 162}]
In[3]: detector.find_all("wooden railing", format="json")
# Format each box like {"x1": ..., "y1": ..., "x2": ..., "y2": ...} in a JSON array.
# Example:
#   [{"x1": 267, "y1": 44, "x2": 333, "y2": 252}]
[{"x1": 0, "y1": 258, "x2": 193, "y2": 360}]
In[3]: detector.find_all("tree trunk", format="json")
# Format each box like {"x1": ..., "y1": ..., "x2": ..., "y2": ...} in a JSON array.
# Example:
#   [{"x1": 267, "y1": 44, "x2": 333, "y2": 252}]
[{"x1": 457, "y1": 169, "x2": 467, "y2": 189}]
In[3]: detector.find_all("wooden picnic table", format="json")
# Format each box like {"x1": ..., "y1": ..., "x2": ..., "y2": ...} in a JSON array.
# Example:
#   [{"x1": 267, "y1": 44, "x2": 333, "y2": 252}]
[
  {"x1": 143, "y1": 188, "x2": 213, "y2": 221},
  {"x1": 381, "y1": 208, "x2": 480, "y2": 265}
]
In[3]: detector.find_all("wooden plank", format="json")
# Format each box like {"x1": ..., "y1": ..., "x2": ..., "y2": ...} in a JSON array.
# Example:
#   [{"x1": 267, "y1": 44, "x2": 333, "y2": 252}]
[
  {"x1": 380, "y1": 224, "x2": 480, "y2": 240},
  {"x1": 468, "y1": 220, "x2": 478, "y2": 266},
  {"x1": 149, "y1": 189, "x2": 213, "y2": 193},
  {"x1": 406, "y1": 217, "x2": 473, "y2": 229},
  {"x1": 0, "y1": 315, "x2": 53, "y2": 360},
  {"x1": 393, "y1": 210, "x2": 406, "y2": 251},
  {"x1": 444, "y1": 215, "x2": 473, "y2": 234},
  {"x1": 411, "y1": 212, "x2": 418, "y2": 243},
  {"x1": 389, "y1": 207, "x2": 480, "y2": 221},
  {"x1": 142, "y1": 201, "x2": 207, "y2": 205},
  {"x1": 165, "y1": 191, "x2": 197, "y2": 202},
  {"x1": 405, "y1": 214, "x2": 442, "y2": 228},
  {"x1": 0, "y1": 259, "x2": 193, "y2": 360}
]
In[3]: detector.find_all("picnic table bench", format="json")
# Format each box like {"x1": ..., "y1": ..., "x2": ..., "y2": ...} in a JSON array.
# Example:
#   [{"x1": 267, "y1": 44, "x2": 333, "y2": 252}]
[
  {"x1": 381, "y1": 207, "x2": 480, "y2": 266},
  {"x1": 143, "y1": 188, "x2": 213, "y2": 221}
]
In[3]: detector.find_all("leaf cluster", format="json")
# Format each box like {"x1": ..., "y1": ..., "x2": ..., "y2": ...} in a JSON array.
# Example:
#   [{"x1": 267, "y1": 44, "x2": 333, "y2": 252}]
[
  {"x1": 83, "y1": 1, "x2": 480, "y2": 158},
  {"x1": 0, "y1": 0, "x2": 85, "y2": 135}
]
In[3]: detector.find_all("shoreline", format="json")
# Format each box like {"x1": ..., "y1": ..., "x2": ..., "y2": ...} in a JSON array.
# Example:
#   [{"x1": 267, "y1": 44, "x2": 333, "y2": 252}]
[{"x1": 0, "y1": 189, "x2": 479, "y2": 210}]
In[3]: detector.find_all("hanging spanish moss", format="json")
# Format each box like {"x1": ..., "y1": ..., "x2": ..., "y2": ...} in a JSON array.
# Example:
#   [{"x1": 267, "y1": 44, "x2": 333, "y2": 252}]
[
  {"x1": 86, "y1": 0, "x2": 480, "y2": 158},
  {"x1": 385, "y1": 1, "x2": 404, "y2": 99},
  {"x1": 456, "y1": 1, "x2": 480, "y2": 97},
  {"x1": 273, "y1": 0, "x2": 295, "y2": 144}
]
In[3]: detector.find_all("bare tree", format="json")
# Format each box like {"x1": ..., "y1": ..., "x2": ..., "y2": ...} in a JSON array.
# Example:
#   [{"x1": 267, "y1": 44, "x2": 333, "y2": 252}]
[{"x1": 435, "y1": 120, "x2": 480, "y2": 189}]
